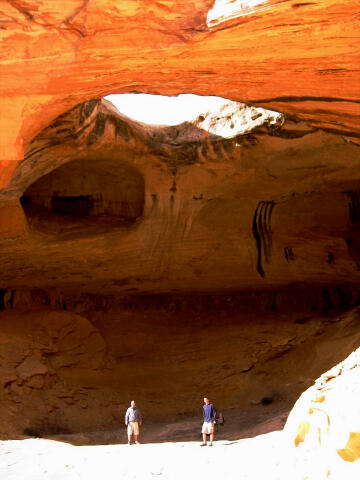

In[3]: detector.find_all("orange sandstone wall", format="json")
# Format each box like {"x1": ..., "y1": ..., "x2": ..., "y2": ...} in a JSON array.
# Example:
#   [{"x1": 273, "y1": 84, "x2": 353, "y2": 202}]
[{"x1": 1, "y1": 0, "x2": 359, "y2": 189}]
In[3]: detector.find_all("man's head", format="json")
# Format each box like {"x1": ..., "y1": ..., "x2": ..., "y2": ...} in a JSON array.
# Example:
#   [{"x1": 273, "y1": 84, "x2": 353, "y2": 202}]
[
  {"x1": 131, "y1": 400, "x2": 136, "y2": 408},
  {"x1": 204, "y1": 397, "x2": 210, "y2": 405}
]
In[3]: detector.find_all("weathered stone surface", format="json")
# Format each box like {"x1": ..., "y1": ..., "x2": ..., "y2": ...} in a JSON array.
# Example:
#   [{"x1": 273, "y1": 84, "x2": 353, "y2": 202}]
[
  {"x1": 16, "y1": 357, "x2": 48, "y2": 380},
  {"x1": 0, "y1": 99, "x2": 359, "y2": 294},
  {"x1": 0, "y1": 0, "x2": 359, "y2": 190},
  {"x1": 0, "y1": 291, "x2": 359, "y2": 441},
  {"x1": 0, "y1": 368, "x2": 17, "y2": 388},
  {"x1": 0, "y1": 308, "x2": 112, "y2": 437},
  {"x1": 285, "y1": 333, "x2": 360, "y2": 477}
]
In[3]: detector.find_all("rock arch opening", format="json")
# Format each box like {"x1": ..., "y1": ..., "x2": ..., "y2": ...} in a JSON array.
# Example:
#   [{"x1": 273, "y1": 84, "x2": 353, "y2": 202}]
[{"x1": 20, "y1": 158, "x2": 145, "y2": 235}]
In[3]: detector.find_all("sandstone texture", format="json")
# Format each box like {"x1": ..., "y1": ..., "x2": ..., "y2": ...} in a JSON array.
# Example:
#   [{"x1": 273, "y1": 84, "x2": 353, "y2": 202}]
[
  {"x1": 1, "y1": 99, "x2": 360, "y2": 294},
  {"x1": 285, "y1": 342, "x2": 360, "y2": 478},
  {"x1": 0, "y1": 305, "x2": 111, "y2": 437},
  {"x1": 0, "y1": 1, "x2": 360, "y2": 478},
  {"x1": 0, "y1": 0, "x2": 359, "y2": 189},
  {"x1": 0, "y1": 289, "x2": 360, "y2": 444},
  {"x1": 0, "y1": 1, "x2": 359, "y2": 294}
]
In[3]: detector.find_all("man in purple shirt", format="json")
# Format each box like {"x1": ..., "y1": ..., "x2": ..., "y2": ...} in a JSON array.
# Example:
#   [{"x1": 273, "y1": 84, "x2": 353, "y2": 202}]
[{"x1": 200, "y1": 397, "x2": 216, "y2": 446}]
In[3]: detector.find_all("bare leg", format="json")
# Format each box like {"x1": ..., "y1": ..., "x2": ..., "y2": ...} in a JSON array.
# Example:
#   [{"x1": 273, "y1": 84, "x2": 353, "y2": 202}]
[
  {"x1": 202, "y1": 433, "x2": 207, "y2": 444},
  {"x1": 210, "y1": 431, "x2": 214, "y2": 444}
]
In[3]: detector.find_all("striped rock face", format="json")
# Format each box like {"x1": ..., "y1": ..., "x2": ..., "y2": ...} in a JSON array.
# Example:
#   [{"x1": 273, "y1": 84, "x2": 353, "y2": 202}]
[
  {"x1": 0, "y1": 0, "x2": 359, "y2": 187},
  {"x1": 0, "y1": 0, "x2": 359, "y2": 294},
  {"x1": 0, "y1": 98, "x2": 359, "y2": 294}
]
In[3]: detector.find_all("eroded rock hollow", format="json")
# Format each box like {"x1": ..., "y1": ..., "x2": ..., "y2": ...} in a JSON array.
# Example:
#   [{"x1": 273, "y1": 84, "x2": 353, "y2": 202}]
[
  {"x1": 1, "y1": 97, "x2": 360, "y2": 448},
  {"x1": 0, "y1": 0, "x2": 360, "y2": 475}
]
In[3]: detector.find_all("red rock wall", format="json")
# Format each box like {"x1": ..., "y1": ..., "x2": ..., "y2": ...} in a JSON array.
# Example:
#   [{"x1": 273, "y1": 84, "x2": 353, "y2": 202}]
[
  {"x1": 1, "y1": 100, "x2": 360, "y2": 294},
  {"x1": 1, "y1": 288, "x2": 360, "y2": 440},
  {"x1": 1, "y1": 0, "x2": 359, "y2": 189}
]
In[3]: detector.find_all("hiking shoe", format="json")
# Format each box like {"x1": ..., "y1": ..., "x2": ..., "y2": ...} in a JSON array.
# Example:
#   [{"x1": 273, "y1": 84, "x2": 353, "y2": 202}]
[
  {"x1": 200, "y1": 443, "x2": 207, "y2": 447},
  {"x1": 135, "y1": 441, "x2": 140, "y2": 445},
  {"x1": 208, "y1": 442, "x2": 213, "y2": 447},
  {"x1": 127, "y1": 441, "x2": 131, "y2": 445}
]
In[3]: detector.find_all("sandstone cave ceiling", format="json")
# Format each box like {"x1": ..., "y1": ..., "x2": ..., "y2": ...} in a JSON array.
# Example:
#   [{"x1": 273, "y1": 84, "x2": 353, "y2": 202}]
[
  {"x1": 1, "y1": 0, "x2": 359, "y2": 184},
  {"x1": 0, "y1": 94, "x2": 359, "y2": 295},
  {"x1": 0, "y1": 0, "x2": 359, "y2": 296}
]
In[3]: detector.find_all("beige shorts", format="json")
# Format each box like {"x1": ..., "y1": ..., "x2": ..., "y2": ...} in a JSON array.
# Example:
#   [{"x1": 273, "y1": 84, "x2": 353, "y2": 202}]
[
  {"x1": 202, "y1": 422, "x2": 215, "y2": 434},
  {"x1": 127, "y1": 421, "x2": 139, "y2": 436}
]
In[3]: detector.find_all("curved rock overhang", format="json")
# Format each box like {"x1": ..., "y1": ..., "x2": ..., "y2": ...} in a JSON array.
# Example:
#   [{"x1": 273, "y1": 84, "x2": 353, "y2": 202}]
[
  {"x1": 0, "y1": 98, "x2": 359, "y2": 294},
  {"x1": 0, "y1": 0, "x2": 359, "y2": 190}
]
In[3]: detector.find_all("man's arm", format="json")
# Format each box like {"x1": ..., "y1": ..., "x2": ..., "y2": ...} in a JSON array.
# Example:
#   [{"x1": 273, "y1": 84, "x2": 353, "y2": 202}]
[
  {"x1": 125, "y1": 409, "x2": 129, "y2": 425},
  {"x1": 212, "y1": 405, "x2": 217, "y2": 422}
]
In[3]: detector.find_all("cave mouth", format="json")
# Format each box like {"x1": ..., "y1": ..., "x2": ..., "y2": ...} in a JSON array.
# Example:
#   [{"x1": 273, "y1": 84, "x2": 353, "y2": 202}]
[
  {"x1": 20, "y1": 158, "x2": 145, "y2": 237},
  {"x1": 2, "y1": 287, "x2": 360, "y2": 445}
]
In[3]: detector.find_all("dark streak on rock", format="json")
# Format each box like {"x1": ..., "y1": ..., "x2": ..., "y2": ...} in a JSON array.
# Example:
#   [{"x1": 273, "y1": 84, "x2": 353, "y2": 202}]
[
  {"x1": 25, "y1": 121, "x2": 89, "y2": 160},
  {"x1": 0, "y1": 290, "x2": 6, "y2": 310},
  {"x1": 317, "y1": 68, "x2": 348, "y2": 74},
  {"x1": 201, "y1": 141, "x2": 209, "y2": 158},
  {"x1": 284, "y1": 247, "x2": 295, "y2": 263},
  {"x1": 267, "y1": 125, "x2": 318, "y2": 139},
  {"x1": 327, "y1": 252, "x2": 334, "y2": 264},
  {"x1": 252, "y1": 204, "x2": 264, "y2": 277},
  {"x1": 114, "y1": 119, "x2": 130, "y2": 142},
  {"x1": 212, "y1": 141, "x2": 223, "y2": 159},
  {"x1": 7, "y1": 1, "x2": 34, "y2": 20},
  {"x1": 170, "y1": 194, "x2": 175, "y2": 212},
  {"x1": 87, "y1": 113, "x2": 107, "y2": 145},
  {"x1": 263, "y1": 201, "x2": 274, "y2": 262},
  {"x1": 149, "y1": 140, "x2": 203, "y2": 167},
  {"x1": 322, "y1": 289, "x2": 333, "y2": 311},
  {"x1": 345, "y1": 237, "x2": 360, "y2": 270},
  {"x1": 79, "y1": 99, "x2": 99, "y2": 125},
  {"x1": 253, "y1": 96, "x2": 360, "y2": 105},
  {"x1": 292, "y1": 2, "x2": 316, "y2": 8},
  {"x1": 316, "y1": 127, "x2": 360, "y2": 139},
  {"x1": 252, "y1": 201, "x2": 275, "y2": 277},
  {"x1": 335, "y1": 286, "x2": 354, "y2": 309},
  {"x1": 222, "y1": 139, "x2": 234, "y2": 155},
  {"x1": 170, "y1": 178, "x2": 177, "y2": 193},
  {"x1": 25, "y1": 145, "x2": 51, "y2": 160},
  {"x1": 239, "y1": 135, "x2": 259, "y2": 147},
  {"x1": 344, "y1": 191, "x2": 360, "y2": 224}
]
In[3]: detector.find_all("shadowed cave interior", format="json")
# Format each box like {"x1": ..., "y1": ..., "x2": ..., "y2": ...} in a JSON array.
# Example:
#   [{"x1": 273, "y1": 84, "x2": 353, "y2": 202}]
[
  {"x1": 1, "y1": 94, "x2": 360, "y2": 446},
  {"x1": 20, "y1": 158, "x2": 145, "y2": 234}
]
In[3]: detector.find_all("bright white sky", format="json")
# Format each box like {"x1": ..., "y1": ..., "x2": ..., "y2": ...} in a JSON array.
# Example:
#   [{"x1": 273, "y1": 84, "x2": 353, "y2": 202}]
[
  {"x1": 105, "y1": 94, "x2": 229, "y2": 126},
  {"x1": 207, "y1": 0, "x2": 269, "y2": 26}
]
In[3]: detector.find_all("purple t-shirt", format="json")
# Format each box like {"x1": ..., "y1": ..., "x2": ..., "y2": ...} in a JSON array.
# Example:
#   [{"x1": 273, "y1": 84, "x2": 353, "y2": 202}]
[{"x1": 203, "y1": 403, "x2": 216, "y2": 423}]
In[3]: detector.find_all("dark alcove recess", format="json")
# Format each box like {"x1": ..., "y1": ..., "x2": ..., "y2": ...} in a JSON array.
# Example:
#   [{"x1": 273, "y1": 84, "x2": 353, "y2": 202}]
[{"x1": 20, "y1": 158, "x2": 145, "y2": 237}]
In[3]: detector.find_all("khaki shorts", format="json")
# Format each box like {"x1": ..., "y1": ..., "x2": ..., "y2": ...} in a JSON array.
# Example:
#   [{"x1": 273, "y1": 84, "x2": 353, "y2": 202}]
[
  {"x1": 127, "y1": 421, "x2": 139, "y2": 436},
  {"x1": 202, "y1": 422, "x2": 214, "y2": 434}
]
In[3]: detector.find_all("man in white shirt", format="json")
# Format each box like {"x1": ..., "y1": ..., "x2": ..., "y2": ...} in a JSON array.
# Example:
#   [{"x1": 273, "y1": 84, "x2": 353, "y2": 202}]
[{"x1": 125, "y1": 400, "x2": 143, "y2": 444}]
